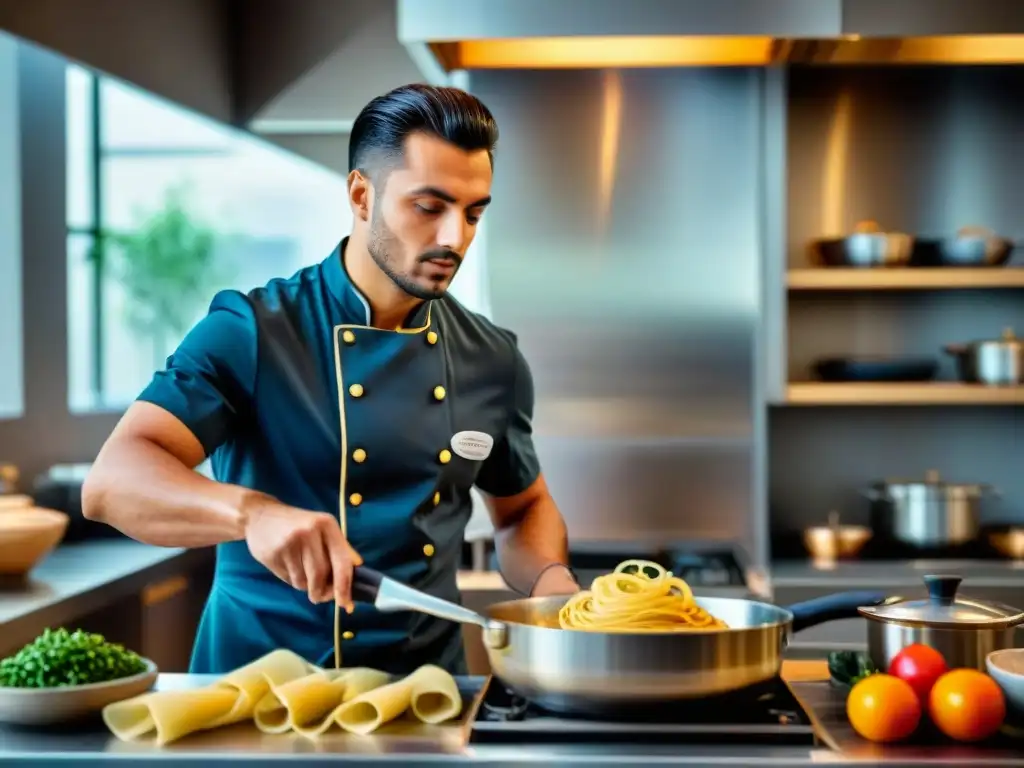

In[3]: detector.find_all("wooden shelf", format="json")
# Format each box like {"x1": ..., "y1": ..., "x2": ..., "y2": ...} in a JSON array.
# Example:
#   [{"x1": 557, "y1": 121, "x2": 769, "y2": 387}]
[
  {"x1": 787, "y1": 267, "x2": 1024, "y2": 291},
  {"x1": 785, "y1": 382, "x2": 1024, "y2": 406}
]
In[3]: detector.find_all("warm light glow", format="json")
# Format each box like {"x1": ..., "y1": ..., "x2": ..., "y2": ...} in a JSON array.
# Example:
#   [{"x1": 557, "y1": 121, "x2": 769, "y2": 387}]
[
  {"x1": 449, "y1": 36, "x2": 776, "y2": 69},
  {"x1": 596, "y1": 71, "x2": 623, "y2": 239},
  {"x1": 821, "y1": 88, "x2": 853, "y2": 237},
  {"x1": 433, "y1": 34, "x2": 1024, "y2": 70}
]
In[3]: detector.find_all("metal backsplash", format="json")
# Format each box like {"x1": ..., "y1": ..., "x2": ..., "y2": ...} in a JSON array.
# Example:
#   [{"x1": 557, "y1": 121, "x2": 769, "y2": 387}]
[{"x1": 466, "y1": 69, "x2": 765, "y2": 551}]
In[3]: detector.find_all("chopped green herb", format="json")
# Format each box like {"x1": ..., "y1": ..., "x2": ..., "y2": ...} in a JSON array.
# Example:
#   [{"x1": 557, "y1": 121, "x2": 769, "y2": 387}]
[
  {"x1": 0, "y1": 628, "x2": 147, "y2": 688},
  {"x1": 828, "y1": 650, "x2": 877, "y2": 687}
]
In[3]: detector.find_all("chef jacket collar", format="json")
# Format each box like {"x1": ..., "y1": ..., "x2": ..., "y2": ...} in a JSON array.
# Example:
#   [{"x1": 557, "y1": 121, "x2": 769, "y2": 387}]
[{"x1": 323, "y1": 237, "x2": 432, "y2": 330}]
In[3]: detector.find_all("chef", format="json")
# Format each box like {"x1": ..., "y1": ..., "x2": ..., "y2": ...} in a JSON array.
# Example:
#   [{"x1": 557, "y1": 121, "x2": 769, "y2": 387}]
[{"x1": 81, "y1": 83, "x2": 579, "y2": 676}]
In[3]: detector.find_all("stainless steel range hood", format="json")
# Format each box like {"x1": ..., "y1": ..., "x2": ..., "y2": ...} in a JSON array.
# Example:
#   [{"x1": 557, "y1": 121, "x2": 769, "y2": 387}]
[{"x1": 398, "y1": 0, "x2": 1024, "y2": 69}]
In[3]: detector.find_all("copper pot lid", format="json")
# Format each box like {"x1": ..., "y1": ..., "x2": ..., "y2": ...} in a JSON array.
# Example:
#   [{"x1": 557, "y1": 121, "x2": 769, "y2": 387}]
[{"x1": 858, "y1": 574, "x2": 1024, "y2": 629}]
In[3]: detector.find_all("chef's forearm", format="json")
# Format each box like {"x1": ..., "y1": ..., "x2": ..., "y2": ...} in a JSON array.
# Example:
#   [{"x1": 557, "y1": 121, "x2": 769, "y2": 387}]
[
  {"x1": 82, "y1": 436, "x2": 261, "y2": 548},
  {"x1": 493, "y1": 494, "x2": 571, "y2": 595}
]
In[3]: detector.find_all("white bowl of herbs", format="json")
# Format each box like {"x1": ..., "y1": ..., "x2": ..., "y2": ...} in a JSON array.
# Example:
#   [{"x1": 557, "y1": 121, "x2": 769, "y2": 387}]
[{"x1": 0, "y1": 628, "x2": 157, "y2": 726}]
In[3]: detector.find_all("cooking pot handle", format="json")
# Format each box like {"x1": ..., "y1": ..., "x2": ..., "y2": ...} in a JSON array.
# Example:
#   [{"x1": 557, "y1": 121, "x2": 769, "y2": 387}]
[
  {"x1": 788, "y1": 590, "x2": 887, "y2": 633},
  {"x1": 352, "y1": 566, "x2": 510, "y2": 649},
  {"x1": 943, "y1": 344, "x2": 967, "y2": 356}
]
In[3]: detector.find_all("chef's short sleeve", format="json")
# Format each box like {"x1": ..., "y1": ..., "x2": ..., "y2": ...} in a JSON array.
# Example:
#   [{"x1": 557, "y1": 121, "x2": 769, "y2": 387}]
[
  {"x1": 474, "y1": 339, "x2": 541, "y2": 498},
  {"x1": 136, "y1": 289, "x2": 257, "y2": 457}
]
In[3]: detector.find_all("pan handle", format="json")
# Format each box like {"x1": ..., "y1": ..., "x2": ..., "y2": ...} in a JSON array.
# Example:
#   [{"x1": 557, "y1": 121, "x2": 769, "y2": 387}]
[
  {"x1": 352, "y1": 566, "x2": 510, "y2": 649},
  {"x1": 788, "y1": 590, "x2": 887, "y2": 633}
]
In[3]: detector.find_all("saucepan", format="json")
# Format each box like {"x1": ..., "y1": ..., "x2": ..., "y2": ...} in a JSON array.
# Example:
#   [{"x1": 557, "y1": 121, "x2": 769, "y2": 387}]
[
  {"x1": 860, "y1": 574, "x2": 1024, "y2": 673},
  {"x1": 352, "y1": 567, "x2": 884, "y2": 715},
  {"x1": 814, "y1": 220, "x2": 914, "y2": 268},
  {"x1": 914, "y1": 226, "x2": 1016, "y2": 267}
]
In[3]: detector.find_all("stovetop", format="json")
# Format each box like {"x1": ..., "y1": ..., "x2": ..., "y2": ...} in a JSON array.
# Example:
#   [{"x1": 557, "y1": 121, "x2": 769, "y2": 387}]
[
  {"x1": 469, "y1": 676, "x2": 818, "y2": 746},
  {"x1": 568, "y1": 546, "x2": 748, "y2": 589}
]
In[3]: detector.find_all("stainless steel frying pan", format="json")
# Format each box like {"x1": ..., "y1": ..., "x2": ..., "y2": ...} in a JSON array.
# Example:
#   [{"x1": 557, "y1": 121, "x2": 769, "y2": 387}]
[{"x1": 353, "y1": 567, "x2": 884, "y2": 715}]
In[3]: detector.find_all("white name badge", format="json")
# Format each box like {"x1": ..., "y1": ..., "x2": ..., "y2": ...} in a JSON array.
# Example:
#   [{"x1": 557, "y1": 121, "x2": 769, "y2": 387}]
[{"x1": 451, "y1": 431, "x2": 494, "y2": 461}]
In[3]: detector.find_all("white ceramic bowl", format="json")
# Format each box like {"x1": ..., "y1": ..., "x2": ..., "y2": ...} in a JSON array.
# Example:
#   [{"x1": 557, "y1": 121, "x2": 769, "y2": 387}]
[
  {"x1": 986, "y1": 649, "x2": 1024, "y2": 713},
  {"x1": 0, "y1": 658, "x2": 158, "y2": 726}
]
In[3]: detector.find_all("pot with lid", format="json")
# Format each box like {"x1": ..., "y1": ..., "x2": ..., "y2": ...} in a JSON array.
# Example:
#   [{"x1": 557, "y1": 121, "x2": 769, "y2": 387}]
[
  {"x1": 864, "y1": 470, "x2": 995, "y2": 548},
  {"x1": 860, "y1": 574, "x2": 1024, "y2": 672},
  {"x1": 944, "y1": 327, "x2": 1024, "y2": 386}
]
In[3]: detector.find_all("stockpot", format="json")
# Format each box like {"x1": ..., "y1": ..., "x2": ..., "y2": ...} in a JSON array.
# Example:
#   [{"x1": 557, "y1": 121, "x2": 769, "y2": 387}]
[
  {"x1": 859, "y1": 574, "x2": 1024, "y2": 673},
  {"x1": 352, "y1": 566, "x2": 884, "y2": 716},
  {"x1": 864, "y1": 470, "x2": 995, "y2": 548},
  {"x1": 945, "y1": 328, "x2": 1024, "y2": 387}
]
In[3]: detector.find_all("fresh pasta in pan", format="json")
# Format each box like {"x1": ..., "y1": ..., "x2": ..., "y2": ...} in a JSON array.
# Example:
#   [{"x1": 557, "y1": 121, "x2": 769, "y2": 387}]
[
  {"x1": 558, "y1": 559, "x2": 728, "y2": 631},
  {"x1": 101, "y1": 649, "x2": 462, "y2": 745}
]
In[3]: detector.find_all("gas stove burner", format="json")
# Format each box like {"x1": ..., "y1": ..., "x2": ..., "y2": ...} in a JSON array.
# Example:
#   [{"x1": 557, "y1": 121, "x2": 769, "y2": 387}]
[
  {"x1": 481, "y1": 689, "x2": 530, "y2": 721},
  {"x1": 470, "y1": 677, "x2": 818, "y2": 745}
]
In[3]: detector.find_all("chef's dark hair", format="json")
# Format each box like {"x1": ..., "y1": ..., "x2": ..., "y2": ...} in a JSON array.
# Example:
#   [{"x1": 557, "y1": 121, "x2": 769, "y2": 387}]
[{"x1": 348, "y1": 83, "x2": 498, "y2": 175}]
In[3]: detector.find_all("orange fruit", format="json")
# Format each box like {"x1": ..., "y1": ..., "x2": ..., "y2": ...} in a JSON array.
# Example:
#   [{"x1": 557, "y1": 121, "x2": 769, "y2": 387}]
[
  {"x1": 847, "y1": 673, "x2": 921, "y2": 743},
  {"x1": 929, "y1": 669, "x2": 1006, "y2": 742}
]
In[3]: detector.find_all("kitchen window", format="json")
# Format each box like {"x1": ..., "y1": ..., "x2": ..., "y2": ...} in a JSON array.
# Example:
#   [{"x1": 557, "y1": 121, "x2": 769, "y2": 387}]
[
  {"x1": 65, "y1": 65, "x2": 492, "y2": 413},
  {"x1": 64, "y1": 65, "x2": 350, "y2": 413},
  {"x1": 0, "y1": 33, "x2": 23, "y2": 420}
]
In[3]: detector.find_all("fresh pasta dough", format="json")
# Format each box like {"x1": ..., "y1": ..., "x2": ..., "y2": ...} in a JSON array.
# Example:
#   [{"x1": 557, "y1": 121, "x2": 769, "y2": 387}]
[
  {"x1": 334, "y1": 664, "x2": 462, "y2": 736},
  {"x1": 101, "y1": 649, "x2": 462, "y2": 745},
  {"x1": 102, "y1": 649, "x2": 310, "y2": 745},
  {"x1": 254, "y1": 667, "x2": 390, "y2": 737},
  {"x1": 558, "y1": 559, "x2": 728, "y2": 632}
]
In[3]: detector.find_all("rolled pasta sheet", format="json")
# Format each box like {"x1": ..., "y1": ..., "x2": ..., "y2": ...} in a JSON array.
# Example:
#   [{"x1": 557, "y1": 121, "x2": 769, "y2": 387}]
[
  {"x1": 102, "y1": 649, "x2": 313, "y2": 745},
  {"x1": 410, "y1": 666, "x2": 462, "y2": 724},
  {"x1": 257, "y1": 668, "x2": 390, "y2": 737},
  {"x1": 102, "y1": 688, "x2": 239, "y2": 745},
  {"x1": 335, "y1": 665, "x2": 462, "y2": 736},
  {"x1": 208, "y1": 648, "x2": 315, "y2": 726}
]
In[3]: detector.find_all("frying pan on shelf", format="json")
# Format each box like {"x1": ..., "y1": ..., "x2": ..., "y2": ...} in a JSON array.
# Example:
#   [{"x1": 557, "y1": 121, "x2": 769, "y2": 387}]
[{"x1": 812, "y1": 356, "x2": 939, "y2": 383}]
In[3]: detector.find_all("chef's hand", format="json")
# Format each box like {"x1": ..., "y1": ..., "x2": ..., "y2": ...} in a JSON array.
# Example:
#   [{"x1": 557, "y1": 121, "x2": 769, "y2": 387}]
[
  {"x1": 530, "y1": 564, "x2": 581, "y2": 597},
  {"x1": 243, "y1": 497, "x2": 362, "y2": 610}
]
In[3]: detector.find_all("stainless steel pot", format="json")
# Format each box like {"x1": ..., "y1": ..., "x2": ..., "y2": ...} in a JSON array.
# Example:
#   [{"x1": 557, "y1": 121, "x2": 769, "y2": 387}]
[
  {"x1": 815, "y1": 220, "x2": 914, "y2": 268},
  {"x1": 864, "y1": 470, "x2": 994, "y2": 548},
  {"x1": 352, "y1": 566, "x2": 884, "y2": 715},
  {"x1": 915, "y1": 226, "x2": 1016, "y2": 267},
  {"x1": 945, "y1": 328, "x2": 1024, "y2": 386},
  {"x1": 859, "y1": 574, "x2": 1024, "y2": 673}
]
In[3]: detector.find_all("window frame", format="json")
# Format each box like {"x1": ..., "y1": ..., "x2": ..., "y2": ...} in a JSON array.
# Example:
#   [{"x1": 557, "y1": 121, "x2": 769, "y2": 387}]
[{"x1": 65, "y1": 69, "x2": 105, "y2": 403}]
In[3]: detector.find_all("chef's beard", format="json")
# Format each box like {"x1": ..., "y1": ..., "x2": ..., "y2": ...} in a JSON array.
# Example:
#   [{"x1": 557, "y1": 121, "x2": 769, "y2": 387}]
[{"x1": 367, "y1": 210, "x2": 462, "y2": 300}]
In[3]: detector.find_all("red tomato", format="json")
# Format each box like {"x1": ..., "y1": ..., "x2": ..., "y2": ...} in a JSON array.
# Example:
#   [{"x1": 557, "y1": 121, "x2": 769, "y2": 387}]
[{"x1": 888, "y1": 644, "x2": 949, "y2": 705}]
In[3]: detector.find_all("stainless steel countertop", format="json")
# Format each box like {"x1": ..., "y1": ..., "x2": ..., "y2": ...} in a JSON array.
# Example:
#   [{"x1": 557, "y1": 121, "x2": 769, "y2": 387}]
[
  {"x1": 2, "y1": 674, "x2": 1022, "y2": 766},
  {"x1": 0, "y1": 542, "x2": 210, "y2": 639}
]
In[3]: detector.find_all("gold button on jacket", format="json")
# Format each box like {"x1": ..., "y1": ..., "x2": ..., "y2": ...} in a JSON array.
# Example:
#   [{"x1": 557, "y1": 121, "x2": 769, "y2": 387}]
[
  {"x1": 433, "y1": 386, "x2": 446, "y2": 401},
  {"x1": 423, "y1": 543, "x2": 436, "y2": 557},
  {"x1": 438, "y1": 449, "x2": 452, "y2": 464},
  {"x1": 348, "y1": 383, "x2": 364, "y2": 398},
  {"x1": 352, "y1": 448, "x2": 366, "y2": 463}
]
